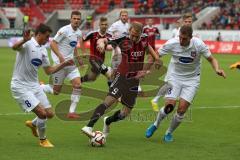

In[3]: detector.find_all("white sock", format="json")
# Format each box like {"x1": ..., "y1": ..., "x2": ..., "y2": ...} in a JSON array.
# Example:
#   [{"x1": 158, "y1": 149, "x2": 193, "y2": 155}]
[
  {"x1": 138, "y1": 85, "x2": 142, "y2": 92},
  {"x1": 36, "y1": 118, "x2": 47, "y2": 140},
  {"x1": 69, "y1": 88, "x2": 81, "y2": 113},
  {"x1": 166, "y1": 113, "x2": 184, "y2": 134},
  {"x1": 32, "y1": 117, "x2": 38, "y2": 126},
  {"x1": 154, "y1": 107, "x2": 167, "y2": 127},
  {"x1": 152, "y1": 96, "x2": 161, "y2": 103},
  {"x1": 40, "y1": 84, "x2": 53, "y2": 94}
]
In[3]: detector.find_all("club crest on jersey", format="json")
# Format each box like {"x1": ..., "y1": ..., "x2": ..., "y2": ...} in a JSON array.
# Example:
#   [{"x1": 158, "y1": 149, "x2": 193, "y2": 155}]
[
  {"x1": 69, "y1": 41, "x2": 77, "y2": 47},
  {"x1": 191, "y1": 51, "x2": 197, "y2": 57},
  {"x1": 31, "y1": 58, "x2": 42, "y2": 66}
]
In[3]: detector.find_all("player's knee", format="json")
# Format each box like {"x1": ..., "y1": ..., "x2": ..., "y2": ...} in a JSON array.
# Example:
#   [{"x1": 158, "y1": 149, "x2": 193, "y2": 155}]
[
  {"x1": 164, "y1": 104, "x2": 175, "y2": 114},
  {"x1": 46, "y1": 111, "x2": 54, "y2": 119},
  {"x1": 53, "y1": 87, "x2": 61, "y2": 95},
  {"x1": 37, "y1": 110, "x2": 47, "y2": 119},
  {"x1": 177, "y1": 108, "x2": 187, "y2": 115},
  {"x1": 72, "y1": 83, "x2": 81, "y2": 89}
]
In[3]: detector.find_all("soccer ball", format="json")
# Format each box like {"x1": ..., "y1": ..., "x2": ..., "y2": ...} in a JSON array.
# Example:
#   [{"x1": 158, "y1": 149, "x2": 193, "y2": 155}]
[{"x1": 89, "y1": 131, "x2": 106, "y2": 147}]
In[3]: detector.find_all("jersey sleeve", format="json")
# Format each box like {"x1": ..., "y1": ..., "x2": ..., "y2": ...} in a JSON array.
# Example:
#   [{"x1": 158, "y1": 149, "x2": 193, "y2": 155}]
[
  {"x1": 82, "y1": 31, "x2": 93, "y2": 41},
  {"x1": 108, "y1": 35, "x2": 125, "y2": 48},
  {"x1": 53, "y1": 28, "x2": 67, "y2": 43},
  {"x1": 198, "y1": 39, "x2": 211, "y2": 58},
  {"x1": 42, "y1": 49, "x2": 50, "y2": 67},
  {"x1": 158, "y1": 39, "x2": 174, "y2": 56}
]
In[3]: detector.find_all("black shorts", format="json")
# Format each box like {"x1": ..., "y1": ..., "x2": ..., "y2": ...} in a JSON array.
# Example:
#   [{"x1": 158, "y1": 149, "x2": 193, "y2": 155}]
[
  {"x1": 89, "y1": 59, "x2": 106, "y2": 75},
  {"x1": 108, "y1": 73, "x2": 139, "y2": 108}
]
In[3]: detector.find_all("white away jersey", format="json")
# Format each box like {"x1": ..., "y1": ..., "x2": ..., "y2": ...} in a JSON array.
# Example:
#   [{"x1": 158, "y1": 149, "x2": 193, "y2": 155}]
[
  {"x1": 51, "y1": 24, "x2": 82, "y2": 64},
  {"x1": 158, "y1": 37, "x2": 211, "y2": 80},
  {"x1": 11, "y1": 37, "x2": 50, "y2": 87},
  {"x1": 108, "y1": 20, "x2": 129, "y2": 38}
]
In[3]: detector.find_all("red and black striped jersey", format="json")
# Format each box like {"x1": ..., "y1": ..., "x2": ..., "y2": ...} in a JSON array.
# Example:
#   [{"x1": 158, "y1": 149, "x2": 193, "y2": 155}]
[
  {"x1": 83, "y1": 30, "x2": 112, "y2": 61},
  {"x1": 143, "y1": 25, "x2": 160, "y2": 50},
  {"x1": 109, "y1": 34, "x2": 149, "y2": 77}
]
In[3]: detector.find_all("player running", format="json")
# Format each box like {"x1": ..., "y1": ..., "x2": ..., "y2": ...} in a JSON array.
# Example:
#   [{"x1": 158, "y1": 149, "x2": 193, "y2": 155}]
[
  {"x1": 80, "y1": 17, "x2": 112, "y2": 83},
  {"x1": 10, "y1": 24, "x2": 74, "y2": 147},
  {"x1": 40, "y1": 11, "x2": 83, "y2": 119},
  {"x1": 145, "y1": 25, "x2": 226, "y2": 142},
  {"x1": 81, "y1": 22, "x2": 161, "y2": 139}
]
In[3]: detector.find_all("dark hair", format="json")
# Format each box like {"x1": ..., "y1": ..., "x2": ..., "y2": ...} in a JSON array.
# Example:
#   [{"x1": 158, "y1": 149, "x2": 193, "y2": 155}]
[
  {"x1": 180, "y1": 25, "x2": 193, "y2": 37},
  {"x1": 71, "y1": 10, "x2": 81, "y2": 18},
  {"x1": 35, "y1": 23, "x2": 52, "y2": 35},
  {"x1": 100, "y1": 17, "x2": 107, "y2": 22}
]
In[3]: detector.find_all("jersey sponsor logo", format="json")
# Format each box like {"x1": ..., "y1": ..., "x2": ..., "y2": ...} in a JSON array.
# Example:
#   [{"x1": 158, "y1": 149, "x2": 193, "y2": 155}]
[
  {"x1": 69, "y1": 41, "x2": 77, "y2": 47},
  {"x1": 131, "y1": 51, "x2": 144, "y2": 59},
  {"x1": 179, "y1": 57, "x2": 194, "y2": 63},
  {"x1": 31, "y1": 58, "x2": 42, "y2": 66}
]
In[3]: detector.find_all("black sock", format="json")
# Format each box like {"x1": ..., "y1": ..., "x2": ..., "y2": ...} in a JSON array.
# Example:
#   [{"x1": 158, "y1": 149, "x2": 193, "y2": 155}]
[
  {"x1": 87, "y1": 103, "x2": 108, "y2": 127},
  {"x1": 81, "y1": 75, "x2": 89, "y2": 83},
  {"x1": 107, "y1": 80, "x2": 112, "y2": 87},
  {"x1": 106, "y1": 110, "x2": 123, "y2": 125}
]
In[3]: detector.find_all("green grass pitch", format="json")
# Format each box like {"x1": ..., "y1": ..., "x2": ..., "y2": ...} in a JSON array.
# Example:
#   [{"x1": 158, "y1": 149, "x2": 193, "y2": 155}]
[{"x1": 0, "y1": 47, "x2": 239, "y2": 160}]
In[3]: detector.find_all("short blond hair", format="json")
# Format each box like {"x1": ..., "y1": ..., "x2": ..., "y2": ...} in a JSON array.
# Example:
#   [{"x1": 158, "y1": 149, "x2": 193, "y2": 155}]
[
  {"x1": 130, "y1": 21, "x2": 143, "y2": 33},
  {"x1": 120, "y1": 9, "x2": 128, "y2": 16}
]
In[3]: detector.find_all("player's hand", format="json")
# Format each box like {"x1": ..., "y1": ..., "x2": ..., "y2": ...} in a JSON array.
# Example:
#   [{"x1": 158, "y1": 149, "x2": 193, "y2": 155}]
[
  {"x1": 134, "y1": 70, "x2": 150, "y2": 79},
  {"x1": 23, "y1": 29, "x2": 32, "y2": 42},
  {"x1": 229, "y1": 61, "x2": 240, "y2": 69},
  {"x1": 154, "y1": 58, "x2": 162, "y2": 69},
  {"x1": 216, "y1": 69, "x2": 226, "y2": 78},
  {"x1": 75, "y1": 55, "x2": 84, "y2": 67}
]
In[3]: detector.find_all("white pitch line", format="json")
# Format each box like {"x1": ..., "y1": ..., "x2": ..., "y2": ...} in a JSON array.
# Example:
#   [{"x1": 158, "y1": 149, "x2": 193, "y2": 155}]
[{"x1": 0, "y1": 105, "x2": 239, "y2": 116}]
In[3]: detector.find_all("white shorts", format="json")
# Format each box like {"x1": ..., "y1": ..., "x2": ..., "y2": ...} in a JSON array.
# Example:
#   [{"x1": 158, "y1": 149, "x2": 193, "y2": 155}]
[
  {"x1": 52, "y1": 65, "x2": 80, "y2": 85},
  {"x1": 11, "y1": 84, "x2": 51, "y2": 112},
  {"x1": 165, "y1": 78, "x2": 200, "y2": 103}
]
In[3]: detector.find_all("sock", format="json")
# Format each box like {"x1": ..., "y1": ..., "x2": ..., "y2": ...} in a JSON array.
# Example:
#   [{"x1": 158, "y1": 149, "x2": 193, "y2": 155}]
[
  {"x1": 36, "y1": 118, "x2": 47, "y2": 140},
  {"x1": 81, "y1": 75, "x2": 89, "y2": 83},
  {"x1": 166, "y1": 113, "x2": 184, "y2": 134},
  {"x1": 107, "y1": 80, "x2": 112, "y2": 87},
  {"x1": 105, "y1": 110, "x2": 124, "y2": 125},
  {"x1": 40, "y1": 84, "x2": 53, "y2": 94},
  {"x1": 87, "y1": 103, "x2": 108, "y2": 127},
  {"x1": 69, "y1": 88, "x2": 81, "y2": 113},
  {"x1": 138, "y1": 85, "x2": 142, "y2": 92},
  {"x1": 154, "y1": 107, "x2": 167, "y2": 127},
  {"x1": 32, "y1": 117, "x2": 38, "y2": 126}
]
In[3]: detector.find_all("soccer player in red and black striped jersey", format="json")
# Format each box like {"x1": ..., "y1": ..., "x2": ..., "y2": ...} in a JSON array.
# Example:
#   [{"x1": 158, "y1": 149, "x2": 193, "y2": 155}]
[
  {"x1": 81, "y1": 21, "x2": 161, "y2": 139},
  {"x1": 143, "y1": 18, "x2": 160, "y2": 51},
  {"x1": 80, "y1": 17, "x2": 112, "y2": 83}
]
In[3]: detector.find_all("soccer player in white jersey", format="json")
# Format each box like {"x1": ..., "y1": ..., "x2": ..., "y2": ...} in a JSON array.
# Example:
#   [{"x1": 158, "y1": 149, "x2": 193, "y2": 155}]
[
  {"x1": 146, "y1": 25, "x2": 226, "y2": 142},
  {"x1": 40, "y1": 11, "x2": 83, "y2": 119},
  {"x1": 108, "y1": 9, "x2": 129, "y2": 75},
  {"x1": 10, "y1": 24, "x2": 74, "y2": 147},
  {"x1": 151, "y1": 13, "x2": 196, "y2": 111}
]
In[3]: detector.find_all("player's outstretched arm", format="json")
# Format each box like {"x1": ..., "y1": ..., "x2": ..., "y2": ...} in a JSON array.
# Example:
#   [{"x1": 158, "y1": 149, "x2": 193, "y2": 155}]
[
  {"x1": 12, "y1": 30, "x2": 31, "y2": 51},
  {"x1": 50, "y1": 40, "x2": 65, "y2": 63},
  {"x1": 43, "y1": 59, "x2": 74, "y2": 75},
  {"x1": 79, "y1": 38, "x2": 87, "y2": 57},
  {"x1": 207, "y1": 55, "x2": 226, "y2": 78},
  {"x1": 147, "y1": 45, "x2": 162, "y2": 69}
]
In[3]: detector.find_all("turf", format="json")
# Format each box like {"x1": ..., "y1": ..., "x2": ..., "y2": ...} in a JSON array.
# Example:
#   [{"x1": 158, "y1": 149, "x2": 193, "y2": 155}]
[{"x1": 0, "y1": 47, "x2": 239, "y2": 160}]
